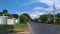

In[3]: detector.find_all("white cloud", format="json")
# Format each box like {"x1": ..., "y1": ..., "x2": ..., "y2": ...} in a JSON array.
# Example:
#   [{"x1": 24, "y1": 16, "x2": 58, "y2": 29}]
[
  {"x1": 21, "y1": 0, "x2": 60, "y2": 12},
  {"x1": 31, "y1": 0, "x2": 60, "y2": 19},
  {"x1": 33, "y1": 6, "x2": 53, "y2": 12},
  {"x1": 37, "y1": 0, "x2": 60, "y2": 6},
  {"x1": 16, "y1": 10, "x2": 46, "y2": 19},
  {"x1": 29, "y1": 10, "x2": 46, "y2": 19},
  {"x1": 32, "y1": 7, "x2": 44, "y2": 10},
  {"x1": 37, "y1": 0, "x2": 60, "y2": 9},
  {"x1": 17, "y1": 0, "x2": 60, "y2": 19},
  {"x1": 33, "y1": 0, "x2": 60, "y2": 12},
  {"x1": 37, "y1": 0, "x2": 53, "y2": 6},
  {"x1": 16, "y1": 11, "x2": 29, "y2": 15},
  {"x1": 22, "y1": 0, "x2": 60, "y2": 9},
  {"x1": 22, "y1": 0, "x2": 60, "y2": 11}
]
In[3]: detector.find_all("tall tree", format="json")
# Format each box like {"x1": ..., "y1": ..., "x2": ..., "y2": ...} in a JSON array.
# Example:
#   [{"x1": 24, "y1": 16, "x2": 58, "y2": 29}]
[
  {"x1": 39, "y1": 14, "x2": 48, "y2": 23},
  {"x1": 22, "y1": 13, "x2": 32, "y2": 21},
  {"x1": 2, "y1": 9, "x2": 8, "y2": 16},
  {"x1": 38, "y1": 14, "x2": 53, "y2": 24},
  {"x1": 0, "y1": 12, "x2": 3, "y2": 16},
  {"x1": 11, "y1": 14, "x2": 18, "y2": 19},
  {"x1": 56, "y1": 13, "x2": 60, "y2": 24},
  {"x1": 3, "y1": 9, "x2": 8, "y2": 14},
  {"x1": 19, "y1": 13, "x2": 32, "y2": 23},
  {"x1": 56, "y1": 13, "x2": 60, "y2": 18},
  {"x1": 19, "y1": 15, "x2": 27, "y2": 23}
]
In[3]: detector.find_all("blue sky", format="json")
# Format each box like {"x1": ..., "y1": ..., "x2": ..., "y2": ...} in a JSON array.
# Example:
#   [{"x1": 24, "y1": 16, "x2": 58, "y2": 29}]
[{"x1": 0, "y1": 0, "x2": 60, "y2": 19}]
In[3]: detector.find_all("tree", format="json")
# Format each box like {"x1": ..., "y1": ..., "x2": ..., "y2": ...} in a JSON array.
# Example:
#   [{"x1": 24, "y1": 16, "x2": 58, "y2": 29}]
[
  {"x1": 56, "y1": 17, "x2": 60, "y2": 25},
  {"x1": 39, "y1": 14, "x2": 48, "y2": 23},
  {"x1": 56, "y1": 13, "x2": 60, "y2": 24},
  {"x1": 3, "y1": 9, "x2": 8, "y2": 14},
  {"x1": 0, "y1": 9, "x2": 8, "y2": 16},
  {"x1": 56, "y1": 13, "x2": 60, "y2": 18},
  {"x1": 0, "y1": 12, "x2": 3, "y2": 16},
  {"x1": 22, "y1": 13, "x2": 31, "y2": 21},
  {"x1": 11, "y1": 14, "x2": 19, "y2": 19},
  {"x1": 2, "y1": 9, "x2": 8, "y2": 16},
  {"x1": 19, "y1": 13, "x2": 32, "y2": 23},
  {"x1": 38, "y1": 14, "x2": 53, "y2": 24},
  {"x1": 33, "y1": 18, "x2": 40, "y2": 23},
  {"x1": 19, "y1": 15, "x2": 27, "y2": 23}
]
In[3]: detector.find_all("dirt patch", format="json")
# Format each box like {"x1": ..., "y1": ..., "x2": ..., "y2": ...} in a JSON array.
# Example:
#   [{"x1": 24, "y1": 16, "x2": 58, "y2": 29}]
[{"x1": 17, "y1": 31, "x2": 30, "y2": 34}]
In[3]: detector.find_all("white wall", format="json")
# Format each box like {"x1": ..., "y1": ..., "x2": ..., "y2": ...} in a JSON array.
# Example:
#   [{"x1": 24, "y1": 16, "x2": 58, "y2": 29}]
[
  {"x1": 0, "y1": 16, "x2": 7, "y2": 25},
  {"x1": 0, "y1": 17, "x2": 3, "y2": 24},
  {"x1": 16, "y1": 19, "x2": 18, "y2": 23},
  {"x1": 0, "y1": 16, "x2": 18, "y2": 25},
  {"x1": 7, "y1": 18, "x2": 16, "y2": 25}
]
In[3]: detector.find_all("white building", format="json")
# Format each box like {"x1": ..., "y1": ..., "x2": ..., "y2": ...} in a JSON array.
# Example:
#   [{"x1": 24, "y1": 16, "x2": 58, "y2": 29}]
[
  {"x1": 7, "y1": 18, "x2": 16, "y2": 25},
  {"x1": 0, "y1": 15, "x2": 18, "y2": 25},
  {"x1": 0, "y1": 16, "x2": 7, "y2": 24}
]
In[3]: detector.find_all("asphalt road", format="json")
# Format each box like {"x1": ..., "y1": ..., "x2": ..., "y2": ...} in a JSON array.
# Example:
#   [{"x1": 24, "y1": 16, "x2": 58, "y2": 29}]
[{"x1": 28, "y1": 21, "x2": 60, "y2": 34}]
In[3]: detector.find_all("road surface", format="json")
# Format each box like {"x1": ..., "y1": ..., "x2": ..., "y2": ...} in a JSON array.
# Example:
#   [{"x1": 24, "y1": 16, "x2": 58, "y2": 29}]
[{"x1": 28, "y1": 21, "x2": 60, "y2": 34}]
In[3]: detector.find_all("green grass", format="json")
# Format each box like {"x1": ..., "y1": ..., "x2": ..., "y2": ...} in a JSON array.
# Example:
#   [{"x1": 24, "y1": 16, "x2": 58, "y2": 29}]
[
  {"x1": 14, "y1": 23, "x2": 28, "y2": 28},
  {"x1": 0, "y1": 23, "x2": 28, "y2": 34}
]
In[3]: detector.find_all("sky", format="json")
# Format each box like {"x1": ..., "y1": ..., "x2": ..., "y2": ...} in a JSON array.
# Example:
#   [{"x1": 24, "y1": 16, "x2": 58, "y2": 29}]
[{"x1": 0, "y1": 0, "x2": 60, "y2": 19}]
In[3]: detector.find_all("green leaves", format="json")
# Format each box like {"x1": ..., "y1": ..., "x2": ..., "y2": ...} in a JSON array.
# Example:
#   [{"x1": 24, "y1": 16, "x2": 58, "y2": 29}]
[
  {"x1": 19, "y1": 13, "x2": 31, "y2": 23},
  {"x1": 11, "y1": 14, "x2": 18, "y2": 19}
]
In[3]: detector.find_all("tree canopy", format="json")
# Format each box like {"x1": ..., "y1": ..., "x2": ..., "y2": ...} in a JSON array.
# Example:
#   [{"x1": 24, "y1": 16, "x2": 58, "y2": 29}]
[
  {"x1": 19, "y1": 13, "x2": 31, "y2": 23},
  {"x1": 11, "y1": 14, "x2": 18, "y2": 19}
]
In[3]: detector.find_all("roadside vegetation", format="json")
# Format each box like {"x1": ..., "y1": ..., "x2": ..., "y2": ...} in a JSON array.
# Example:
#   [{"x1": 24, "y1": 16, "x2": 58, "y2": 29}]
[
  {"x1": 32, "y1": 14, "x2": 60, "y2": 25},
  {"x1": 0, "y1": 9, "x2": 60, "y2": 25}
]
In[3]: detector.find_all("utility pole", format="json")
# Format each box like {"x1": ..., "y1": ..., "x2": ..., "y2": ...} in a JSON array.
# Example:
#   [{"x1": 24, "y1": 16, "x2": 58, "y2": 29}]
[{"x1": 53, "y1": 0, "x2": 56, "y2": 25}]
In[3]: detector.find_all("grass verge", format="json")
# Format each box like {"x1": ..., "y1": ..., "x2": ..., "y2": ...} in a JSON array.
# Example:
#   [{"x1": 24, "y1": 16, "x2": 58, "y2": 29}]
[
  {"x1": 14, "y1": 23, "x2": 28, "y2": 31},
  {"x1": 14, "y1": 23, "x2": 28, "y2": 28}
]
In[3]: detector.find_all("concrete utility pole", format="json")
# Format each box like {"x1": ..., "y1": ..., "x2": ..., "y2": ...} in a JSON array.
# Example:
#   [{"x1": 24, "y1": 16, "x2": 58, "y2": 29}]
[{"x1": 53, "y1": 0, "x2": 56, "y2": 25}]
